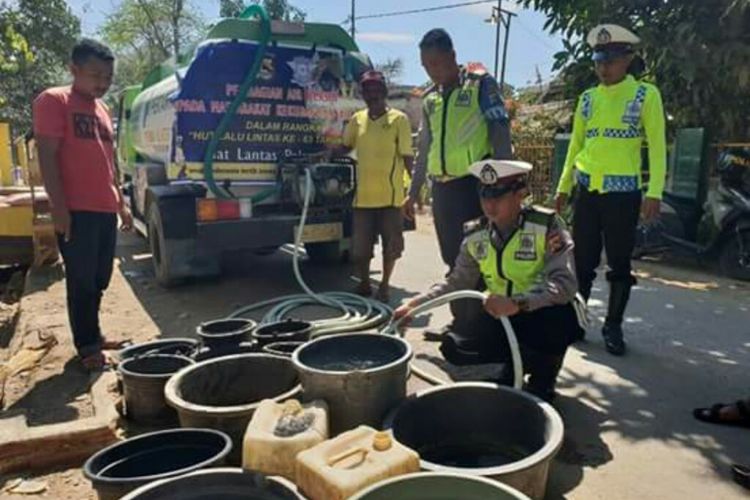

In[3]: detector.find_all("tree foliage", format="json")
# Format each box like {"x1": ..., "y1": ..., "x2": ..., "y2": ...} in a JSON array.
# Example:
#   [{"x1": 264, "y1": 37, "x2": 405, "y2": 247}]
[
  {"x1": 522, "y1": 0, "x2": 750, "y2": 140},
  {"x1": 220, "y1": 0, "x2": 246, "y2": 18},
  {"x1": 100, "y1": 0, "x2": 204, "y2": 93},
  {"x1": 0, "y1": 0, "x2": 80, "y2": 133},
  {"x1": 376, "y1": 58, "x2": 404, "y2": 84},
  {"x1": 250, "y1": 0, "x2": 306, "y2": 22}
]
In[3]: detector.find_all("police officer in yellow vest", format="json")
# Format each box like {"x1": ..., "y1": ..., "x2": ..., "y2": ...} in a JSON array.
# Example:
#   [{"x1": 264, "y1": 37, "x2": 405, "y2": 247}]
[
  {"x1": 404, "y1": 29, "x2": 513, "y2": 339},
  {"x1": 554, "y1": 24, "x2": 666, "y2": 356},
  {"x1": 395, "y1": 160, "x2": 583, "y2": 401}
]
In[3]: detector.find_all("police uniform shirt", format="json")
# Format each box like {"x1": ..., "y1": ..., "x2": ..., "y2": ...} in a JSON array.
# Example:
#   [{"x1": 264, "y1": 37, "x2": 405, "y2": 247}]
[
  {"x1": 412, "y1": 212, "x2": 579, "y2": 311},
  {"x1": 408, "y1": 68, "x2": 512, "y2": 197}
]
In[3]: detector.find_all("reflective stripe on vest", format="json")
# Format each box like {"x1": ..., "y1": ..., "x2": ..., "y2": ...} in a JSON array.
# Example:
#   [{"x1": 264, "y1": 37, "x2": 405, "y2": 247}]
[
  {"x1": 425, "y1": 78, "x2": 492, "y2": 178},
  {"x1": 466, "y1": 218, "x2": 548, "y2": 297}
]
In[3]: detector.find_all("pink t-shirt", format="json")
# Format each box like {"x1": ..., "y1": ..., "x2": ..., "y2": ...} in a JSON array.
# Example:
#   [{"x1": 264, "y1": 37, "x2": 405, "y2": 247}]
[{"x1": 33, "y1": 86, "x2": 119, "y2": 213}]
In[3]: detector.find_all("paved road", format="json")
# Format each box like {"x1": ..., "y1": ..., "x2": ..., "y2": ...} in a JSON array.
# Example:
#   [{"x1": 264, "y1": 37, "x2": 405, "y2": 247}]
[{"x1": 116, "y1": 213, "x2": 750, "y2": 499}]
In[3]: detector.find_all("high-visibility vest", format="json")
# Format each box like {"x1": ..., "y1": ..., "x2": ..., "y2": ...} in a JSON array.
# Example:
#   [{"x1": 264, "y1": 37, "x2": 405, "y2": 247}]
[{"x1": 466, "y1": 207, "x2": 552, "y2": 297}]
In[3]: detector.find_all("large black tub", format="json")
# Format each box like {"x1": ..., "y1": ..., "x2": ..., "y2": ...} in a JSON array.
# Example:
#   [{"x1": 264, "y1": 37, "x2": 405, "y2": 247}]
[
  {"x1": 83, "y1": 428, "x2": 231, "y2": 500},
  {"x1": 120, "y1": 468, "x2": 302, "y2": 499}
]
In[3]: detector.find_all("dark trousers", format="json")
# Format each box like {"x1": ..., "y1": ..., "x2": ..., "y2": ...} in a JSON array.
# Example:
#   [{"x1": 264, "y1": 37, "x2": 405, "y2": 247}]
[
  {"x1": 572, "y1": 189, "x2": 641, "y2": 299},
  {"x1": 57, "y1": 212, "x2": 117, "y2": 357},
  {"x1": 431, "y1": 176, "x2": 484, "y2": 333},
  {"x1": 441, "y1": 303, "x2": 581, "y2": 363}
]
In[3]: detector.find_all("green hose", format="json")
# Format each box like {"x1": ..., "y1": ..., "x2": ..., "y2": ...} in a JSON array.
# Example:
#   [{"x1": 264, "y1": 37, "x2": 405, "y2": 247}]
[{"x1": 203, "y1": 4, "x2": 272, "y2": 200}]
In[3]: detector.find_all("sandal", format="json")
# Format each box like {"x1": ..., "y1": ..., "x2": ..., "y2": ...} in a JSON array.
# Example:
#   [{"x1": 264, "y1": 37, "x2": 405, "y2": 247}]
[
  {"x1": 101, "y1": 337, "x2": 132, "y2": 351},
  {"x1": 80, "y1": 352, "x2": 107, "y2": 371},
  {"x1": 692, "y1": 400, "x2": 750, "y2": 428},
  {"x1": 733, "y1": 464, "x2": 750, "y2": 490}
]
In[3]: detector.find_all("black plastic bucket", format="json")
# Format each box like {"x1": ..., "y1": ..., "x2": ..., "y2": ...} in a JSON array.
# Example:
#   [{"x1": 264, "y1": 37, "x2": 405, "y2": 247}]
[
  {"x1": 350, "y1": 473, "x2": 529, "y2": 500},
  {"x1": 83, "y1": 428, "x2": 232, "y2": 500},
  {"x1": 253, "y1": 320, "x2": 312, "y2": 347},
  {"x1": 120, "y1": 468, "x2": 301, "y2": 499},
  {"x1": 197, "y1": 318, "x2": 256, "y2": 347},
  {"x1": 165, "y1": 354, "x2": 301, "y2": 464},
  {"x1": 119, "y1": 354, "x2": 194, "y2": 424},
  {"x1": 192, "y1": 341, "x2": 259, "y2": 362},
  {"x1": 119, "y1": 338, "x2": 198, "y2": 361},
  {"x1": 262, "y1": 341, "x2": 304, "y2": 357}
]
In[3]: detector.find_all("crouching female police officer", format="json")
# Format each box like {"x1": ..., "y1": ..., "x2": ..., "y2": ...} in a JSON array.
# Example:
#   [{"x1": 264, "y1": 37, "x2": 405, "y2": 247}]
[{"x1": 394, "y1": 160, "x2": 583, "y2": 401}]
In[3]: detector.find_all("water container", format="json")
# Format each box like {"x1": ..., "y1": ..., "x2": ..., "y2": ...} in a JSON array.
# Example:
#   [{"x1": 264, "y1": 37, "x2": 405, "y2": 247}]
[
  {"x1": 83, "y1": 428, "x2": 232, "y2": 500},
  {"x1": 118, "y1": 338, "x2": 199, "y2": 361},
  {"x1": 243, "y1": 399, "x2": 328, "y2": 480},
  {"x1": 292, "y1": 333, "x2": 411, "y2": 434},
  {"x1": 253, "y1": 320, "x2": 312, "y2": 347},
  {"x1": 118, "y1": 354, "x2": 193, "y2": 424},
  {"x1": 120, "y1": 468, "x2": 302, "y2": 500},
  {"x1": 197, "y1": 318, "x2": 256, "y2": 347},
  {"x1": 295, "y1": 425, "x2": 420, "y2": 500},
  {"x1": 262, "y1": 341, "x2": 305, "y2": 357},
  {"x1": 350, "y1": 473, "x2": 530, "y2": 500}
]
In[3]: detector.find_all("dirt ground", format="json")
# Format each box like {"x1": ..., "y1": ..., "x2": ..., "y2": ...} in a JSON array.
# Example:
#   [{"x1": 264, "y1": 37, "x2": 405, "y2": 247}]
[{"x1": 0, "y1": 213, "x2": 748, "y2": 499}]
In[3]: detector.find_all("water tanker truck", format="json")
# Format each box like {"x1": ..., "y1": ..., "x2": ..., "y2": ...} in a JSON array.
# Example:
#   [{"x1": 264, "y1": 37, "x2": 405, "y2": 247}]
[{"x1": 116, "y1": 7, "x2": 371, "y2": 286}]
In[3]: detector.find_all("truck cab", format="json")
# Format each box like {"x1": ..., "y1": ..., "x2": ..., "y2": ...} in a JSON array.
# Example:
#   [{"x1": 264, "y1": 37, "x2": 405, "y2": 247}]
[{"x1": 117, "y1": 15, "x2": 371, "y2": 286}]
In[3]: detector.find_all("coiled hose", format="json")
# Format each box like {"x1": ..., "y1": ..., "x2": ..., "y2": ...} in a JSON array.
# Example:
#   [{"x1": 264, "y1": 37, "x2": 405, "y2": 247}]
[{"x1": 229, "y1": 169, "x2": 524, "y2": 389}]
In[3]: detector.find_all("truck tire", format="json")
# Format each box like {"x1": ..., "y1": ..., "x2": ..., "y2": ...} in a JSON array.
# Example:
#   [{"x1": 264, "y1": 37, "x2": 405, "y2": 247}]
[
  {"x1": 719, "y1": 230, "x2": 750, "y2": 281},
  {"x1": 147, "y1": 204, "x2": 182, "y2": 287},
  {"x1": 305, "y1": 241, "x2": 348, "y2": 265}
]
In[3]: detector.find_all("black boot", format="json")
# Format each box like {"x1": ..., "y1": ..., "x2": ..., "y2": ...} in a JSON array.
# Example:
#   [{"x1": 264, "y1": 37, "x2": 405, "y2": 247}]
[
  {"x1": 602, "y1": 281, "x2": 631, "y2": 356},
  {"x1": 523, "y1": 348, "x2": 565, "y2": 402}
]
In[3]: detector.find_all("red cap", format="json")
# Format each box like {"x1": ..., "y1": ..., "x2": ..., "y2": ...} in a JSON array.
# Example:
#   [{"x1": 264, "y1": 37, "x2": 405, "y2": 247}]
[{"x1": 360, "y1": 70, "x2": 386, "y2": 86}]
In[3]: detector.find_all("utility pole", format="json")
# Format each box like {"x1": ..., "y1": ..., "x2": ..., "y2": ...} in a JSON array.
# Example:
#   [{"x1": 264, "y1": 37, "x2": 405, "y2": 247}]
[
  {"x1": 350, "y1": 0, "x2": 356, "y2": 40},
  {"x1": 485, "y1": 3, "x2": 516, "y2": 92}
]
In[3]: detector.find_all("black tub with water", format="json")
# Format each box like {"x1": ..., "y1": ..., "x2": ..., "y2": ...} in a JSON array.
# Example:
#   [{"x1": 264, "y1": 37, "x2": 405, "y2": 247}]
[
  {"x1": 119, "y1": 354, "x2": 194, "y2": 424},
  {"x1": 120, "y1": 468, "x2": 301, "y2": 499},
  {"x1": 197, "y1": 318, "x2": 256, "y2": 347},
  {"x1": 292, "y1": 333, "x2": 412, "y2": 433},
  {"x1": 192, "y1": 341, "x2": 259, "y2": 362},
  {"x1": 83, "y1": 428, "x2": 232, "y2": 500},
  {"x1": 384, "y1": 383, "x2": 563, "y2": 499},
  {"x1": 253, "y1": 320, "x2": 312, "y2": 347}
]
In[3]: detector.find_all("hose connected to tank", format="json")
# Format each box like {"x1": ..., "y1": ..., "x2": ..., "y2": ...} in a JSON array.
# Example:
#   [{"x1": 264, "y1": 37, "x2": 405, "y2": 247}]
[
  {"x1": 229, "y1": 169, "x2": 524, "y2": 389},
  {"x1": 203, "y1": 4, "x2": 274, "y2": 200}
]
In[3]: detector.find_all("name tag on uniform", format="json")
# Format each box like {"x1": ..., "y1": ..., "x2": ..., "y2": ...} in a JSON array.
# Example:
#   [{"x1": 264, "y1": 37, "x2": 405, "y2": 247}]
[
  {"x1": 456, "y1": 90, "x2": 472, "y2": 107},
  {"x1": 514, "y1": 233, "x2": 537, "y2": 261}
]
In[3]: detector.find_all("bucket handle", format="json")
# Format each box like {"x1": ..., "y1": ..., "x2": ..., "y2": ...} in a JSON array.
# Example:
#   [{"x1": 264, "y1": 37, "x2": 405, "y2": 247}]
[{"x1": 327, "y1": 447, "x2": 368, "y2": 468}]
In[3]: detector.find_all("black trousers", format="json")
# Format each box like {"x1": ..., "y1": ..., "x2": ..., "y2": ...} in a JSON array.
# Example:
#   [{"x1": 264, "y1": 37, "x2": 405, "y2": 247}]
[
  {"x1": 431, "y1": 176, "x2": 484, "y2": 333},
  {"x1": 57, "y1": 212, "x2": 117, "y2": 357},
  {"x1": 440, "y1": 303, "x2": 581, "y2": 364},
  {"x1": 572, "y1": 189, "x2": 641, "y2": 298}
]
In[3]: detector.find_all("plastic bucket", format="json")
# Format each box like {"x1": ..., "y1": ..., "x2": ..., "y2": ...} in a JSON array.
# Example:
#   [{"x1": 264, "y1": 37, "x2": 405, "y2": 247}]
[
  {"x1": 119, "y1": 354, "x2": 194, "y2": 424},
  {"x1": 253, "y1": 320, "x2": 312, "y2": 347},
  {"x1": 165, "y1": 354, "x2": 301, "y2": 464},
  {"x1": 197, "y1": 318, "x2": 256, "y2": 347},
  {"x1": 83, "y1": 428, "x2": 231, "y2": 500},
  {"x1": 120, "y1": 468, "x2": 301, "y2": 499},
  {"x1": 261, "y1": 341, "x2": 304, "y2": 357},
  {"x1": 384, "y1": 383, "x2": 563, "y2": 500},
  {"x1": 292, "y1": 333, "x2": 411, "y2": 434},
  {"x1": 118, "y1": 338, "x2": 198, "y2": 361},
  {"x1": 350, "y1": 472, "x2": 530, "y2": 500}
]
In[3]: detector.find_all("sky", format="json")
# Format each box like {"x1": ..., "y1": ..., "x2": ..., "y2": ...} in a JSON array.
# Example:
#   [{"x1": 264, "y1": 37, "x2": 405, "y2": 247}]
[{"x1": 66, "y1": 0, "x2": 564, "y2": 89}]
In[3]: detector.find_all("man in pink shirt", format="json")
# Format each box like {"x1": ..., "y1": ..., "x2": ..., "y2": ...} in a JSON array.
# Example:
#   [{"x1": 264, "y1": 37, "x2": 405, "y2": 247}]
[{"x1": 33, "y1": 38, "x2": 132, "y2": 370}]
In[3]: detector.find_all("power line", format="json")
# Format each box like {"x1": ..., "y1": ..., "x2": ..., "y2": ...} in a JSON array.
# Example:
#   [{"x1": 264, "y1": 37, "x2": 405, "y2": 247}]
[{"x1": 353, "y1": 0, "x2": 505, "y2": 21}]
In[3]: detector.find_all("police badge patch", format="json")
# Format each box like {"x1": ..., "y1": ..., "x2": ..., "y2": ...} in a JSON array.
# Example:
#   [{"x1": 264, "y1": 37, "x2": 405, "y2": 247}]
[
  {"x1": 474, "y1": 240, "x2": 489, "y2": 260},
  {"x1": 514, "y1": 233, "x2": 537, "y2": 261},
  {"x1": 479, "y1": 163, "x2": 498, "y2": 185},
  {"x1": 456, "y1": 90, "x2": 472, "y2": 107},
  {"x1": 596, "y1": 28, "x2": 612, "y2": 45}
]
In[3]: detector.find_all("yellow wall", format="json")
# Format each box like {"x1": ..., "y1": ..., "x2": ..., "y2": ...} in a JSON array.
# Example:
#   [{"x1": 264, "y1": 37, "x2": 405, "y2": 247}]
[{"x1": 0, "y1": 123, "x2": 12, "y2": 186}]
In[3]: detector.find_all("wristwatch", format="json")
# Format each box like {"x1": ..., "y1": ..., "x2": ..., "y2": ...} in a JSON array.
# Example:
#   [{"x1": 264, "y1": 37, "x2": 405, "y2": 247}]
[{"x1": 513, "y1": 296, "x2": 530, "y2": 313}]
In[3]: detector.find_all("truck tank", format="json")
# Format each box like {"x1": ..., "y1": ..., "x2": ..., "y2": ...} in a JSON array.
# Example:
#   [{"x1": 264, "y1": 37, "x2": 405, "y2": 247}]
[{"x1": 127, "y1": 18, "x2": 370, "y2": 186}]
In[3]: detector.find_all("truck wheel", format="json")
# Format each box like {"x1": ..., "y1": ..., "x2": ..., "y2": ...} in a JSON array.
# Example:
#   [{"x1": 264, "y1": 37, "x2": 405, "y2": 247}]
[
  {"x1": 719, "y1": 230, "x2": 750, "y2": 281},
  {"x1": 305, "y1": 242, "x2": 348, "y2": 265},
  {"x1": 147, "y1": 205, "x2": 182, "y2": 287}
]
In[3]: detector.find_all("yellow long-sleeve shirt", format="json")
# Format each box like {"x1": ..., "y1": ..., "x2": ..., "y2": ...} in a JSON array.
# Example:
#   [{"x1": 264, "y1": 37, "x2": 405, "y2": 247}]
[{"x1": 556, "y1": 75, "x2": 667, "y2": 199}]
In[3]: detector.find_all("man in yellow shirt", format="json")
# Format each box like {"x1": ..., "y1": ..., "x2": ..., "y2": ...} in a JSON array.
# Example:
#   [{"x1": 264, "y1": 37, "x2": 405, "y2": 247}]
[
  {"x1": 554, "y1": 24, "x2": 666, "y2": 356},
  {"x1": 337, "y1": 70, "x2": 414, "y2": 302}
]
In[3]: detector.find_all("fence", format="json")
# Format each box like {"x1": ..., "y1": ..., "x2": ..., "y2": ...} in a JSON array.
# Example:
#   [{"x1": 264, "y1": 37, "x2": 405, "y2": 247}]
[{"x1": 514, "y1": 139, "x2": 555, "y2": 205}]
